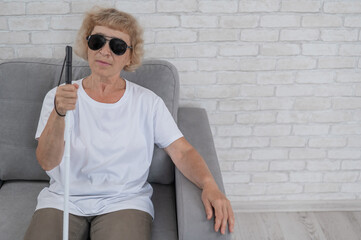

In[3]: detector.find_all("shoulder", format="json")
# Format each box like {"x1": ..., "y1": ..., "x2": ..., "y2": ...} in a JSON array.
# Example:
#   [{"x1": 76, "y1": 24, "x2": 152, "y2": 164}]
[{"x1": 127, "y1": 80, "x2": 161, "y2": 103}]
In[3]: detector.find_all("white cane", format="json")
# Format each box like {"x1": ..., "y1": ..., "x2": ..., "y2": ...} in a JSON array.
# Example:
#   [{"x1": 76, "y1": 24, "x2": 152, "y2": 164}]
[{"x1": 63, "y1": 46, "x2": 72, "y2": 240}]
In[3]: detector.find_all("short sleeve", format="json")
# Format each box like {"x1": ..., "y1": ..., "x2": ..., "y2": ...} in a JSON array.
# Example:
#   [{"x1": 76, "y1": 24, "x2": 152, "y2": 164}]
[
  {"x1": 35, "y1": 88, "x2": 57, "y2": 140},
  {"x1": 153, "y1": 97, "x2": 183, "y2": 149}
]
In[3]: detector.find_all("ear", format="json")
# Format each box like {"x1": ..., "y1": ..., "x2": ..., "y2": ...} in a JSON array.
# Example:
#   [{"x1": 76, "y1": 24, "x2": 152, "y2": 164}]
[
  {"x1": 125, "y1": 60, "x2": 131, "y2": 69},
  {"x1": 127, "y1": 54, "x2": 132, "y2": 66}
]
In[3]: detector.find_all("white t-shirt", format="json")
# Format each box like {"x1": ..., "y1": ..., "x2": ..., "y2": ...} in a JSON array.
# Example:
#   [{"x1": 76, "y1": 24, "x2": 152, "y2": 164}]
[{"x1": 35, "y1": 78, "x2": 183, "y2": 219}]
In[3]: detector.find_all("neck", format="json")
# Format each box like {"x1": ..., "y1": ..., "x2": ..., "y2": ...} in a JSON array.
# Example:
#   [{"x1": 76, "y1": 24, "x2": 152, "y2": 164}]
[{"x1": 84, "y1": 74, "x2": 125, "y2": 96}]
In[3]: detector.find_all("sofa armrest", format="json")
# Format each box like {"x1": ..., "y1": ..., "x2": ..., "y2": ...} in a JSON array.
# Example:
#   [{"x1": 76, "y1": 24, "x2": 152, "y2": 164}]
[{"x1": 175, "y1": 107, "x2": 229, "y2": 240}]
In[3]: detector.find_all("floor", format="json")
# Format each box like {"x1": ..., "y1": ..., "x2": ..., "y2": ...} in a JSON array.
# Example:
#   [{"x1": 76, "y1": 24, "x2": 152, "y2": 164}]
[{"x1": 232, "y1": 211, "x2": 361, "y2": 240}]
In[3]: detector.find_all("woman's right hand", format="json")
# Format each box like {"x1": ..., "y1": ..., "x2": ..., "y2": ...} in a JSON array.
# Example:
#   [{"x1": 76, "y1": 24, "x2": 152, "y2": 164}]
[{"x1": 54, "y1": 83, "x2": 79, "y2": 116}]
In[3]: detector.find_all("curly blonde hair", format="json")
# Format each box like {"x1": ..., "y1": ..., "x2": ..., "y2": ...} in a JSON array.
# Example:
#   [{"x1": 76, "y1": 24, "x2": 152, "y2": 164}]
[{"x1": 74, "y1": 6, "x2": 144, "y2": 72}]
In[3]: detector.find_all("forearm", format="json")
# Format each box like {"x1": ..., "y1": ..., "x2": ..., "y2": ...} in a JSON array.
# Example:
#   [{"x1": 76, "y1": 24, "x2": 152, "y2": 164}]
[
  {"x1": 176, "y1": 148, "x2": 218, "y2": 190},
  {"x1": 36, "y1": 109, "x2": 65, "y2": 171}
]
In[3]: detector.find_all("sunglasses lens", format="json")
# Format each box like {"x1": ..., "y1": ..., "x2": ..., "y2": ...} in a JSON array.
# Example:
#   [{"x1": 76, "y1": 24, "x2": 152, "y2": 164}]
[
  {"x1": 87, "y1": 35, "x2": 106, "y2": 51},
  {"x1": 109, "y1": 39, "x2": 127, "y2": 56},
  {"x1": 87, "y1": 35, "x2": 130, "y2": 55}
]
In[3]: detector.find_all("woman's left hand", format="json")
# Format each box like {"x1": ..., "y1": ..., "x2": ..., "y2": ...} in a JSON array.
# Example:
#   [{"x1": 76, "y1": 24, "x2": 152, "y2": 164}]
[{"x1": 201, "y1": 183, "x2": 235, "y2": 235}]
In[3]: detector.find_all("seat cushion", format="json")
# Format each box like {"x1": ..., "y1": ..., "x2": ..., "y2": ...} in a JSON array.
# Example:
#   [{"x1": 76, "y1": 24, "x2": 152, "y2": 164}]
[
  {"x1": 0, "y1": 181, "x2": 177, "y2": 240},
  {"x1": 0, "y1": 181, "x2": 48, "y2": 240},
  {"x1": 0, "y1": 58, "x2": 180, "y2": 184},
  {"x1": 151, "y1": 183, "x2": 178, "y2": 240}
]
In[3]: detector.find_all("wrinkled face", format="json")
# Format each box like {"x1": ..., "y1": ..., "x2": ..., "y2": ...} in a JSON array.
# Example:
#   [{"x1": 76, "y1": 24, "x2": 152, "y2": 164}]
[{"x1": 87, "y1": 25, "x2": 131, "y2": 78}]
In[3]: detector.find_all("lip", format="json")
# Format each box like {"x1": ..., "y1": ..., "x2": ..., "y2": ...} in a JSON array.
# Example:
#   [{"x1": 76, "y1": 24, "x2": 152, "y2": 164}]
[{"x1": 96, "y1": 60, "x2": 111, "y2": 66}]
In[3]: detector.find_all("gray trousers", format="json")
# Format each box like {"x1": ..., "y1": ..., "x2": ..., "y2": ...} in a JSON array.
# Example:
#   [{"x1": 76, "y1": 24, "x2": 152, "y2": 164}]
[{"x1": 24, "y1": 208, "x2": 152, "y2": 240}]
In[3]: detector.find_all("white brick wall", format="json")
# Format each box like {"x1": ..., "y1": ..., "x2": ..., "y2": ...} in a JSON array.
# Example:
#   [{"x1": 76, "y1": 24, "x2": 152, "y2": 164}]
[{"x1": 1, "y1": 0, "x2": 360, "y2": 205}]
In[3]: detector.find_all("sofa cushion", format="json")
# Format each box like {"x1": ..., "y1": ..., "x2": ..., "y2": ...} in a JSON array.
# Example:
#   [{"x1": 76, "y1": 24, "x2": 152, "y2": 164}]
[
  {"x1": 0, "y1": 58, "x2": 180, "y2": 184},
  {"x1": 0, "y1": 181, "x2": 177, "y2": 240},
  {"x1": 151, "y1": 183, "x2": 178, "y2": 240},
  {"x1": 0, "y1": 181, "x2": 48, "y2": 240}
]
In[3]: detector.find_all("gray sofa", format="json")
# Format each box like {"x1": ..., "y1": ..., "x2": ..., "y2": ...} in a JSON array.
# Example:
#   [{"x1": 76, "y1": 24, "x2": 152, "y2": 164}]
[{"x1": 0, "y1": 58, "x2": 230, "y2": 240}]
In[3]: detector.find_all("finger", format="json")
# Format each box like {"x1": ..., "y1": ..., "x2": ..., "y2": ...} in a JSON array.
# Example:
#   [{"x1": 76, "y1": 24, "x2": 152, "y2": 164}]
[
  {"x1": 58, "y1": 105, "x2": 76, "y2": 113},
  {"x1": 56, "y1": 88, "x2": 77, "y2": 99},
  {"x1": 57, "y1": 93, "x2": 78, "y2": 100},
  {"x1": 214, "y1": 203, "x2": 223, "y2": 232},
  {"x1": 202, "y1": 198, "x2": 213, "y2": 220},
  {"x1": 56, "y1": 96, "x2": 77, "y2": 107},
  {"x1": 65, "y1": 100, "x2": 77, "y2": 109},
  {"x1": 65, "y1": 99, "x2": 77, "y2": 106},
  {"x1": 59, "y1": 85, "x2": 74, "y2": 91},
  {"x1": 57, "y1": 86, "x2": 78, "y2": 96},
  {"x1": 59, "y1": 84, "x2": 79, "y2": 92},
  {"x1": 56, "y1": 99, "x2": 77, "y2": 113},
  {"x1": 55, "y1": 93, "x2": 78, "y2": 102},
  {"x1": 220, "y1": 205, "x2": 228, "y2": 235},
  {"x1": 228, "y1": 203, "x2": 235, "y2": 233}
]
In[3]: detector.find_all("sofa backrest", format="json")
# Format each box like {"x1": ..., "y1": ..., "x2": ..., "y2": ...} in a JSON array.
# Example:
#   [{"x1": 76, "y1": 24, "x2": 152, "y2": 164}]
[{"x1": 0, "y1": 58, "x2": 180, "y2": 184}]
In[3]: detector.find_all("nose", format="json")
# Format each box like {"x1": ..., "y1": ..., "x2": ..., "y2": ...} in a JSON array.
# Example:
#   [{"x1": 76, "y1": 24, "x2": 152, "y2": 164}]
[{"x1": 99, "y1": 41, "x2": 111, "y2": 56}]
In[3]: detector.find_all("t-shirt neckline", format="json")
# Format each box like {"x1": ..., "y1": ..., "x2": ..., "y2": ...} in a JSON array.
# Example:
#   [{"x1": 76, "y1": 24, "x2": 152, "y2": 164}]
[{"x1": 79, "y1": 77, "x2": 130, "y2": 108}]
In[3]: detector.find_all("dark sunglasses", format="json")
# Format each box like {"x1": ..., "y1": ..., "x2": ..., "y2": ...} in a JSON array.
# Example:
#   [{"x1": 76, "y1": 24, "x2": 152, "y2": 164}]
[{"x1": 86, "y1": 34, "x2": 132, "y2": 56}]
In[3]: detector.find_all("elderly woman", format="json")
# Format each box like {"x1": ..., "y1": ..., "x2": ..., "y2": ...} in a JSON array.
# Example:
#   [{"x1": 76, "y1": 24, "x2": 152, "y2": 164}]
[{"x1": 24, "y1": 7, "x2": 234, "y2": 240}]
